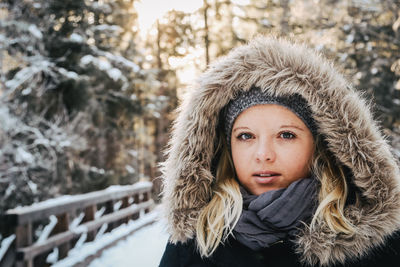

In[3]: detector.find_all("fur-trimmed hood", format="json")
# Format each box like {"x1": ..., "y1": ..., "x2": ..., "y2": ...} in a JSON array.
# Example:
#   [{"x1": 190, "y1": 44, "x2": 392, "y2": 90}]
[{"x1": 160, "y1": 36, "x2": 400, "y2": 266}]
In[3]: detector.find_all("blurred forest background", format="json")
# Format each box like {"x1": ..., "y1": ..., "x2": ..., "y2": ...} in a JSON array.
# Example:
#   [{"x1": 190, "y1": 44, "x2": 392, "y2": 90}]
[{"x1": 1, "y1": 0, "x2": 400, "y2": 214}]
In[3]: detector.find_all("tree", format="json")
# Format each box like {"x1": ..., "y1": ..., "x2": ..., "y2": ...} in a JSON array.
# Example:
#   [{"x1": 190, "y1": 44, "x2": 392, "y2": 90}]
[{"x1": 0, "y1": 0, "x2": 168, "y2": 212}]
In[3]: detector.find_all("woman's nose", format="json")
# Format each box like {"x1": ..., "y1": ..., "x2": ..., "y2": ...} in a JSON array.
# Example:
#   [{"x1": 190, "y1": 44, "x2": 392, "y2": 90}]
[{"x1": 255, "y1": 140, "x2": 276, "y2": 162}]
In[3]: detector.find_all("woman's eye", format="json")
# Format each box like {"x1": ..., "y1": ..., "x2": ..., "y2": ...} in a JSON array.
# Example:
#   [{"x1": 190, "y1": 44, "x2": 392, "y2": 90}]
[
  {"x1": 280, "y1": 132, "x2": 296, "y2": 139},
  {"x1": 237, "y1": 133, "x2": 253, "y2": 140}
]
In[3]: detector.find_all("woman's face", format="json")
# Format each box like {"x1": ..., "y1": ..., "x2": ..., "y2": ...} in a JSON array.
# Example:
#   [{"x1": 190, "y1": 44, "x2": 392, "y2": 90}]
[{"x1": 231, "y1": 104, "x2": 315, "y2": 195}]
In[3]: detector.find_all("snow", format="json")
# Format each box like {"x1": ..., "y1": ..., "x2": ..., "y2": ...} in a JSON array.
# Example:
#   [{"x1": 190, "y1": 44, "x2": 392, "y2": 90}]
[
  {"x1": 70, "y1": 212, "x2": 85, "y2": 230},
  {"x1": 342, "y1": 24, "x2": 351, "y2": 31},
  {"x1": 0, "y1": 235, "x2": 16, "y2": 262},
  {"x1": 58, "y1": 67, "x2": 79, "y2": 80},
  {"x1": 107, "y1": 68, "x2": 122, "y2": 81},
  {"x1": 10, "y1": 195, "x2": 73, "y2": 212},
  {"x1": 21, "y1": 87, "x2": 32, "y2": 95},
  {"x1": 81, "y1": 49, "x2": 140, "y2": 74},
  {"x1": 89, "y1": 215, "x2": 169, "y2": 267},
  {"x1": 113, "y1": 200, "x2": 122, "y2": 211},
  {"x1": 105, "y1": 181, "x2": 152, "y2": 192},
  {"x1": 69, "y1": 33, "x2": 84, "y2": 43},
  {"x1": 37, "y1": 215, "x2": 58, "y2": 244},
  {"x1": 346, "y1": 34, "x2": 354, "y2": 44},
  {"x1": 339, "y1": 53, "x2": 348, "y2": 62},
  {"x1": 5, "y1": 60, "x2": 52, "y2": 93},
  {"x1": 9, "y1": 182, "x2": 151, "y2": 213},
  {"x1": 95, "y1": 223, "x2": 108, "y2": 241},
  {"x1": 91, "y1": 2, "x2": 112, "y2": 13},
  {"x1": 0, "y1": 106, "x2": 19, "y2": 132},
  {"x1": 104, "y1": 52, "x2": 141, "y2": 73},
  {"x1": 128, "y1": 149, "x2": 138, "y2": 157},
  {"x1": 90, "y1": 166, "x2": 105, "y2": 174},
  {"x1": 15, "y1": 147, "x2": 35, "y2": 164},
  {"x1": 28, "y1": 24, "x2": 43, "y2": 39},
  {"x1": 71, "y1": 225, "x2": 88, "y2": 235},
  {"x1": 93, "y1": 25, "x2": 122, "y2": 32},
  {"x1": 95, "y1": 207, "x2": 106, "y2": 219},
  {"x1": 27, "y1": 180, "x2": 38, "y2": 194},
  {"x1": 125, "y1": 165, "x2": 135, "y2": 174},
  {"x1": 53, "y1": 211, "x2": 163, "y2": 267},
  {"x1": 46, "y1": 248, "x2": 59, "y2": 264},
  {"x1": 79, "y1": 55, "x2": 125, "y2": 81},
  {"x1": 81, "y1": 55, "x2": 94, "y2": 65},
  {"x1": 98, "y1": 58, "x2": 112, "y2": 71},
  {"x1": 5, "y1": 67, "x2": 34, "y2": 90},
  {"x1": 5, "y1": 184, "x2": 16, "y2": 198},
  {"x1": 73, "y1": 232, "x2": 87, "y2": 250}
]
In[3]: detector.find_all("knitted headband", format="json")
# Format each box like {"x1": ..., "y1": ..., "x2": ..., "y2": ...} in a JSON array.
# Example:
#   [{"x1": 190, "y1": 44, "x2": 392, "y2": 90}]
[{"x1": 222, "y1": 86, "x2": 318, "y2": 146}]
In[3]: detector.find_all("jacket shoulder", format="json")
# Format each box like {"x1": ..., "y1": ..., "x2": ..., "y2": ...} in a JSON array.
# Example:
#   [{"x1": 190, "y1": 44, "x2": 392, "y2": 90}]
[
  {"x1": 159, "y1": 238, "x2": 265, "y2": 267},
  {"x1": 337, "y1": 229, "x2": 400, "y2": 267},
  {"x1": 159, "y1": 240, "x2": 215, "y2": 267}
]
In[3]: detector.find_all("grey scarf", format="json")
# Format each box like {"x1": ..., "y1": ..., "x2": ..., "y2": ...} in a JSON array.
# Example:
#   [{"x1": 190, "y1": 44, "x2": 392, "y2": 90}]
[{"x1": 233, "y1": 177, "x2": 318, "y2": 251}]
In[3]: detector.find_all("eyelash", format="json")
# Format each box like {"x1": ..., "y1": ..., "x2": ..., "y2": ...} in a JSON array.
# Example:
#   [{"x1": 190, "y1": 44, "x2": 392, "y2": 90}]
[
  {"x1": 279, "y1": 131, "x2": 296, "y2": 139},
  {"x1": 236, "y1": 132, "x2": 254, "y2": 141},
  {"x1": 235, "y1": 131, "x2": 297, "y2": 141}
]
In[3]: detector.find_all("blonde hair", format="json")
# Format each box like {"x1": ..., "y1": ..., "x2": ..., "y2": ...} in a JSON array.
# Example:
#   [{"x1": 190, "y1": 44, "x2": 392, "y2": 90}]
[
  {"x1": 195, "y1": 136, "x2": 242, "y2": 257},
  {"x1": 310, "y1": 137, "x2": 356, "y2": 234},
  {"x1": 196, "y1": 134, "x2": 355, "y2": 257}
]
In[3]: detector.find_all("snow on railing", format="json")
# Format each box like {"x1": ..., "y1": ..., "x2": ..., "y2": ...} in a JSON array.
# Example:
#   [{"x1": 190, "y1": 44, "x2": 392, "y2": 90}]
[
  {"x1": 0, "y1": 234, "x2": 16, "y2": 263},
  {"x1": 94, "y1": 206, "x2": 106, "y2": 219},
  {"x1": 36, "y1": 215, "x2": 58, "y2": 244},
  {"x1": 2, "y1": 181, "x2": 154, "y2": 267},
  {"x1": 53, "y1": 211, "x2": 158, "y2": 267},
  {"x1": 69, "y1": 212, "x2": 85, "y2": 230}
]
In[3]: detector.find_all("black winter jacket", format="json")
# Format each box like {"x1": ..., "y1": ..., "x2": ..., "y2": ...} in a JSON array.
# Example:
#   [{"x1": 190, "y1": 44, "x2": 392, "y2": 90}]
[{"x1": 159, "y1": 231, "x2": 400, "y2": 267}]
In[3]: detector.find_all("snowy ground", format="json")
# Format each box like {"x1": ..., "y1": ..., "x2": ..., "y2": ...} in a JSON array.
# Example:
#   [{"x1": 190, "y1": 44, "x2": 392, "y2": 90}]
[{"x1": 88, "y1": 215, "x2": 169, "y2": 267}]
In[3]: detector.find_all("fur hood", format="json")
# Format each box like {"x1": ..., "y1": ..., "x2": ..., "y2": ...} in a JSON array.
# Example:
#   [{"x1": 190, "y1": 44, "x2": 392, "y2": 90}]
[{"x1": 160, "y1": 36, "x2": 400, "y2": 266}]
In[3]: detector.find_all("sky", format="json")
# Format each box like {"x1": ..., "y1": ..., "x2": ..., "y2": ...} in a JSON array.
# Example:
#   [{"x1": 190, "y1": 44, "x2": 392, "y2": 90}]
[
  {"x1": 134, "y1": 0, "x2": 205, "y2": 85},
  {"x1": 135, "y1": 0, "x2": 203, "y2": 34}
]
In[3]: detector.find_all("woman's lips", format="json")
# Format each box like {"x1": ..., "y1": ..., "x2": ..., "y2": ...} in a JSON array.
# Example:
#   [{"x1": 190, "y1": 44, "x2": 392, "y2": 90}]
[
  {"x1": 253, "y1": 175, "x2": 280, "y2": 184},
  {"x1": 252, "y1": 171, "x2": 281, "y2": 184}
]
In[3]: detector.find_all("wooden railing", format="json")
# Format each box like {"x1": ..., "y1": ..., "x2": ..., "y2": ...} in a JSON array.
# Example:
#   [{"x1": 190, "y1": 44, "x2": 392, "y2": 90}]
[{"x1": 0, "y1": 181, "x2": 155, "y2": 267}]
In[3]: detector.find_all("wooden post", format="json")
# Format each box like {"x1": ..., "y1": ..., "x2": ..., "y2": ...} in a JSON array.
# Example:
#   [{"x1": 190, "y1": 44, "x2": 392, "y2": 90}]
[
  {"x1": 143, "y1": 192, "x2": 150, "y2": 213},
  {"x1": 15, "y1": 223, "x2": 33, "y2": 267},
  {"x1": 105, "y1": 201, "x2": 115, "y2": 232},
  {"x1": 84, "y1": 205, "x2": 97, "y2": 241},
  {"x1": 53, "y1": 213, "x2": 70, "y2": 260},
  {"x1": 15, "y1": 259, "x2": 33, "y2": 267},
  {"x1": 132, "y1": 194, "x2": 140, "y2": 220},
  {"x1": 15, "y1": 224, "x2": 32, "y2": 249},
  {"x1": 121, "y1": 197, "x2": 130, "y2": 224}
]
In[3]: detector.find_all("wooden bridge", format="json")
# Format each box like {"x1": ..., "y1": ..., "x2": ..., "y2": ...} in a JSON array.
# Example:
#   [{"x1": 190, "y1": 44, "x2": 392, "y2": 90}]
[{"x1": 0, "y1": 181, "x2": 155, "y2": 267}]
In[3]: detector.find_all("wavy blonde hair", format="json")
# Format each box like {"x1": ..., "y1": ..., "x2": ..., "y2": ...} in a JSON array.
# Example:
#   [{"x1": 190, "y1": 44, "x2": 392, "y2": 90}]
[
  {"x1": 309, "y1": 137, "x2": 356, "y2": 233},
  {"x1": 195, "y1": 134, "x2": 355, "y2": 257}
]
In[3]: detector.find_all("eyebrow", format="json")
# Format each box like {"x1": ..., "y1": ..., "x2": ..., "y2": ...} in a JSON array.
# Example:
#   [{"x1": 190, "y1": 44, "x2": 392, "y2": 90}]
[
  {"x1": 280, "y1": 125, "x2": 305, "y2": 131},
  {"x1": 233, "y1": 125, "x2": 305, "y2": 132},
  {"x1": 232, "y1": 126, "x2": 250, "y2": 133}
]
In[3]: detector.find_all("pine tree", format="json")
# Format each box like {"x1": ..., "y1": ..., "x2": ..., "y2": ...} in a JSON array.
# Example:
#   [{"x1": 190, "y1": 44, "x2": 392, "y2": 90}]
[{"x1": 0, "y1": 0, "x2": 168, "y2": 212}]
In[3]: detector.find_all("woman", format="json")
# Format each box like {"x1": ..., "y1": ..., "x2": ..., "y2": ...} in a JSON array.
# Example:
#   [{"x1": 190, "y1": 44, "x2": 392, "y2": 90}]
[{"x1": 159, "y1": 36, "x2": 400, "y2": 266}]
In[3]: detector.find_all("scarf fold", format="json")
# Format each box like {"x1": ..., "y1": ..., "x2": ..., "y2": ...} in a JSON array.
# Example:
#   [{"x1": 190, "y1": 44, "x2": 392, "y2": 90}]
[{"x1": 233, "y1": 177, "x2": 318, "y2": 251}]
